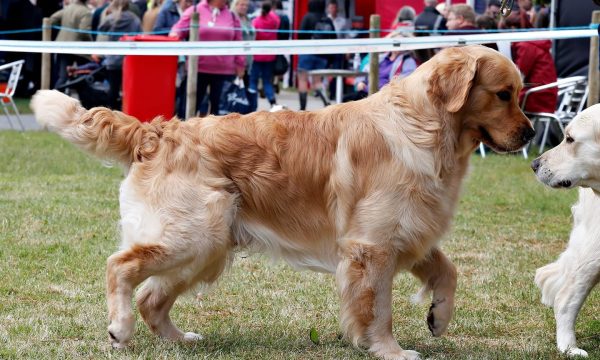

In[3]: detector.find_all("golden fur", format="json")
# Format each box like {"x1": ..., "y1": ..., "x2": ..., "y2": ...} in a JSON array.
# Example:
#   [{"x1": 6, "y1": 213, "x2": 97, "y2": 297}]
[{"x1": 31, "y1": 45, "x2": 534, "y2": 359}]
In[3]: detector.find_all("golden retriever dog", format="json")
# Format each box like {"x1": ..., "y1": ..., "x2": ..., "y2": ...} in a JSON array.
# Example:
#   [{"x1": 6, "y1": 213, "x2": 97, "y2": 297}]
[
  {"x1": 31, "y1": 45, "x2": 534, "y2": 360},
  {"x1": 532, "y1": 104, "x2": 600, "y2": 357}
]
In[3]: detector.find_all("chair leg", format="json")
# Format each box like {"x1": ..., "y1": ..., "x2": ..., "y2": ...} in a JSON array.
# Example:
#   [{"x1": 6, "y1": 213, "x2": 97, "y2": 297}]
[
  {"x1": 8, "y1": 98, "x2": 24, "y2": 131},
  {"x1": 1, "y1": 101, "x2": 15, "y2": 130},
  {"x1": 539, "y1": 121, "x2": 551, "y2": 154},
  {"x1": 479, "y1": 143, "x2": 486, "y2": 158}
]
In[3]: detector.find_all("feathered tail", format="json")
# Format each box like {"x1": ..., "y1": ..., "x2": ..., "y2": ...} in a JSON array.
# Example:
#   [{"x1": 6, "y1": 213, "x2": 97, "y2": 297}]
[
  {"x1": 535, "y1": 261, "x2": 565, "y2": 307},
  {"x1": 31, "y1": 90, "x2": 163, "y2": 166}
]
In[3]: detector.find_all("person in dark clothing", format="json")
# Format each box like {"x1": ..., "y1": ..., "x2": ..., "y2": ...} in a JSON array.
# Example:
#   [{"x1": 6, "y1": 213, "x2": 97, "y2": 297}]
[
  {"x1": 274, "y1": 0, "x2": 290, "y2": 41},
  {"x1": 501, "y1": 12, "x2": 557, "y2": 114},
  {"x1": 297, "y1": 0, "x2": 336, "y2": 110},
  {"x1": 98, "y1": 0, "x2": 142, "y2": 109},
  {"x1": 414, "y1": 0, "x2": 446, "y2": 32},
  {"x1": 91, "y1": 0, "x2": 110, "y2": 40},
  {"x1": 0, "y1": 0, "x2": 43, "y2": 95},
  {"x1": 153, "y1": 0, "x2": 192, "y2": 33},
  {"x1": 446, "y1": 4, "x2": 498, "y2": 50}
]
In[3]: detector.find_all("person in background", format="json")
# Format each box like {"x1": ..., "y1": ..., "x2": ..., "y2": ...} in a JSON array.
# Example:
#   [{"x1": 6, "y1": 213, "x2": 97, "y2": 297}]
[
  {"x1": 49, "y1": 0, "x2": 92, "y2": 89},
  {"x1": 297, "y1": 0, "x2": 336, "y2": 110},
  {"x1": 274, "y1": 0, "x2": 290, "y2": 40},
  {"x1": 518, "y1": 0, "x2": 535, "y2": 26},
  {"x1": 142, "y1": 0, "x2": 163, "y2": 32},
  {"x1": 327, "y1": 0, "x2": 350, "y2": 39},
  {"x1": 232, "y1": 0, "x2": 255, "y2": 83},
  {"x1": 129, "y1": 0, "x2": 147, "y2": 18},
  {"x1": 484, "y1": 0, "x2": 502, "y2": 19},
  {"x1": 152, "y1": 0, "x2": 192, "y2": 33},
  {"x1": 272, "y1": 0, "x2": 290, "y2": 92},
  {"x1": 98, "y1": 0, "x2": 142, "y2": 109},
  {"x1": 91, "y1": 0, "x2": 110, "y2": 39},
  {"x1": 344, "y1": 34, "x2": 418, "y2": 102},
  {"x1": 476, "y1": 14, "x2": 498, "y2": 31},
  {"x1": 414, "y1": 0, "x2": 446, "y2": 32},
  {"x1": 248, "y1": 0, "x2": 279, "y2": 110},
  {"x1": 170, "y1": 0, "x2": 245, "y2": 116},
  {"x1": 391, "y1": 6, "x2": 416, "y2": 32},
  {"x1": 501, "y1": 12, "x2": 557, "y2": 113},
  {"x1": 445, "y1": 4, "x2": 478, "y2": 33}
]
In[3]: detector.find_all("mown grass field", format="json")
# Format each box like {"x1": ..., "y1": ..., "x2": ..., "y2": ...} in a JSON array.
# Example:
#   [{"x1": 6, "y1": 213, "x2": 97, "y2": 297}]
[{"x1": 1, "y1": 130, "x2": 598, "y2": 359}]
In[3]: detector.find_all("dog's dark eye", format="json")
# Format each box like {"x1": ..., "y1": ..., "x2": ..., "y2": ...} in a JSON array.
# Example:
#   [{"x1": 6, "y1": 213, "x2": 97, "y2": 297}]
[
  {"x1": 566, "y1": 135, "x2": 574, "y2": 143},
  {"x1": 496, "y1": 91, "x2": 511, "y2": 101}
]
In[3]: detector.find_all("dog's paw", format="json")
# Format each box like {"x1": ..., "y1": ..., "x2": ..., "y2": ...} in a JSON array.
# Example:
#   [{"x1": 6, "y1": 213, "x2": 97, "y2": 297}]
[
  {"x1": 107, "y1": 316, "x2": 135, "y2": 349},
  {"x1": 427, "y1": 298, "x2": 452, "y2": 337},
  {"x1": 383, "y1": 350, "x2": 421, "y2": 360},
  {"x1": 183, "y1": 332, "x2": 203, "y2": 342},
  {"x1": 564, "y1": 347, "x2": 588, "y2": 357}
]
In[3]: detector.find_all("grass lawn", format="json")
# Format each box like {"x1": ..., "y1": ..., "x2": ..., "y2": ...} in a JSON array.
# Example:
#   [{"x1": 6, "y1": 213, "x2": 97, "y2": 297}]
[
  {"x1": 11, "y1": 97, "x2": 32, "y2": 115},
  {"x1": 1, "y1": 130, "x2": 598, "y2": 359}
]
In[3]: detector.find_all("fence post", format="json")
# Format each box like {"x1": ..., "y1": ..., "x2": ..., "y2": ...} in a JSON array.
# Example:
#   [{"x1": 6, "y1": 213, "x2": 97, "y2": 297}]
[
  {"x1": 588, "y1": 11, "x2": 600, "y2": 106},
  {"x1": 185, "y1": 11, "x2": 199, "y2": 119},
  {"x1": 368, "y1": 15, "x2": 380, "y2": 96},
  {"x1": 41, "y1": 18, "x2": 51, "y2": 90}
]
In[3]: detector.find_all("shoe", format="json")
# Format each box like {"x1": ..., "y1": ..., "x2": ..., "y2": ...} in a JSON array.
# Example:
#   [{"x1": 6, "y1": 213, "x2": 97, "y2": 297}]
[{"x1": 270, "y1": 104, "x2": 287, "y2": 112}]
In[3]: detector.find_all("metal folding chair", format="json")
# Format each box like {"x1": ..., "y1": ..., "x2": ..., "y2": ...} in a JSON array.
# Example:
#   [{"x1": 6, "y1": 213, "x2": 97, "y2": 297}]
[
  {"x1": 521, "y1": 76, "x2": 588, "y2": 155},
  {"x1": 0, "y1": 60, "x2": 25, "y2": 131}
]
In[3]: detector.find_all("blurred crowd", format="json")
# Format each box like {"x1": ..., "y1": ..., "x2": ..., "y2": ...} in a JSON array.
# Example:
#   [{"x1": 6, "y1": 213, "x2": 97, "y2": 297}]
[{"x1": 0, "y1": 0, "x2": 571, "y2": 115}]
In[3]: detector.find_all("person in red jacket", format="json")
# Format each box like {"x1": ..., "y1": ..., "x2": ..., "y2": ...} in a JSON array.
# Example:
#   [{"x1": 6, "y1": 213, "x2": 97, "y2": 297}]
[{"x1": 501, "y1": 13, "x2": 557, "y2": 113}]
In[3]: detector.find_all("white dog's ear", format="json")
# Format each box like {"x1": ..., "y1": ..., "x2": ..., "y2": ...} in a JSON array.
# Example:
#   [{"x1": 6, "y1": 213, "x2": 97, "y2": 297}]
[{"x1": 427, "y1": 47, "x2": 478, "y2": 113}]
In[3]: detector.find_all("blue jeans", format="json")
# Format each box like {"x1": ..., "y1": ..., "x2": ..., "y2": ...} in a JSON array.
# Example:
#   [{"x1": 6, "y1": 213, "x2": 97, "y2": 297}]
[{"x1": 249, "y1": 60, "x2": 276, "y2": 108}]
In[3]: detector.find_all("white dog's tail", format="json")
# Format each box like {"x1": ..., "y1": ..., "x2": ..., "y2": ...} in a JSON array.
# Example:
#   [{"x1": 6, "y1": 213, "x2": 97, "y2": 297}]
[
  {"x1": 31, "y1": 90, "x2": 163, "y2": 166},
  {"x1": 535, "y1": 261, "x2": 565, "y2": 307}
]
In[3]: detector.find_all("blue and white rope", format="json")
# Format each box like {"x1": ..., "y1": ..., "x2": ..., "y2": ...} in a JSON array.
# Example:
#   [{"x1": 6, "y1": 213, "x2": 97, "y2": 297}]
[{"x1": 0, "y1": 28, "x2": 596, "y2": 56}]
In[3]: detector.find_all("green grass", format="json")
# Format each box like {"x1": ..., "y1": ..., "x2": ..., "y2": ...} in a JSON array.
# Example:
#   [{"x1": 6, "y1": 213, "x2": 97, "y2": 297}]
[
  {"x1": 11, "y1": 97, "x2": 32, "y2": 114},
  {"x1": 1, "y1": 130, "x2": 599, "y2": 359}
]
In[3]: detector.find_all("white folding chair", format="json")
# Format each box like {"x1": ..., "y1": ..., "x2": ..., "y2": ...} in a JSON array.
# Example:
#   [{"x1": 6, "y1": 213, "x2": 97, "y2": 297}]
[
  {"x1": 0, "y1": 60, "x2": 25, "y2": 131},
  {"x1": 521, "y1": 76, "x2": 588, "y2": 155}
]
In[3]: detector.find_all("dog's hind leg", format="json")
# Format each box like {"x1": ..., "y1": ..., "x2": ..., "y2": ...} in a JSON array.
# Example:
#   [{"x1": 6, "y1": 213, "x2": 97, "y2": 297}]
[
  {"x1": 410, "y1": 247, "x2": 457, "y2": 337},
  {"x1": 106, "y1": 243, "x2": 191, "y2": 348},
  {"x1": 136, "y1": 247, "x2": 231, "y2": 342},
  {"x1": 553, "y1": 262, "x2": 600, "y2": 357},
  {"x1": 336, "y1": 242, "x2": 420, "y2": 360}
]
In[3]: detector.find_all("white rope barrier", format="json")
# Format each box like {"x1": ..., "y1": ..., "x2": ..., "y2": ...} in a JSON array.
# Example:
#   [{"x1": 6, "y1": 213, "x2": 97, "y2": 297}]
[{"x1": 0, "y1": 28, "x2": 596, "y2": 56}]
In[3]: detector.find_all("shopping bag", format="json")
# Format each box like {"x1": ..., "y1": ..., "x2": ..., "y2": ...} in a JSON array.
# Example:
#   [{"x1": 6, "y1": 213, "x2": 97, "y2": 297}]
[
  {"x1": 273, "y1": 55, "x2": 289, "y2": 76},
  {"x1": 218, "y1": 77, "x2": 252, "y2": 115}
]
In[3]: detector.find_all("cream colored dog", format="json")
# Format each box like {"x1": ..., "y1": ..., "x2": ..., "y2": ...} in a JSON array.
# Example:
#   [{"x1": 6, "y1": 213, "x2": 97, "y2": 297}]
[
  {"x1": 532, "y1": 103, "x2": 600, "y2": 357},
  {"x1": 32, "y1": 45, "x2": 533, "y2": 360}
]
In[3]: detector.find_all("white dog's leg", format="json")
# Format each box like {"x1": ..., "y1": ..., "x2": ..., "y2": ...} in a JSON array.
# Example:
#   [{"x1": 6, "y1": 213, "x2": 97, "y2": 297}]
[{"x1": 553, "y1": 268, "x2": 599, "y2": 357}]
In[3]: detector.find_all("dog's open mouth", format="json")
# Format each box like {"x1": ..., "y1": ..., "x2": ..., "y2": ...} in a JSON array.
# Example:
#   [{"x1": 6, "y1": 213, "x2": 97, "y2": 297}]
[{"x1": 479, "y1": 126, "x2": 510, "y2": 153}]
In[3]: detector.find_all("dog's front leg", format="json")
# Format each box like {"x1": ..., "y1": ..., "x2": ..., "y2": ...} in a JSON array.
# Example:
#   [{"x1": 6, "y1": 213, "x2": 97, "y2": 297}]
[
  {"x1": 336, "y1": 242, "x2": 420, "y2": 360},
  {"x1": 410, "y1": 247, "x2": 457, "y2": 337}
]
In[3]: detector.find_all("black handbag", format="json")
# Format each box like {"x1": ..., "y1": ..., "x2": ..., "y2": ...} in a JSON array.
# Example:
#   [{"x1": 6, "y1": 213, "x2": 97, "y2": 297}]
[{"x1": 273, "y1": 55, "x2": 289, "y2": 76}]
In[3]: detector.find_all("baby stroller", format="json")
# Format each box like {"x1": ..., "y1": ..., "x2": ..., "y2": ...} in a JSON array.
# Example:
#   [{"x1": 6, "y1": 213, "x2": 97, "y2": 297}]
[{"x1": 55, "y1": 61, "x2": 111, "y2": 109}]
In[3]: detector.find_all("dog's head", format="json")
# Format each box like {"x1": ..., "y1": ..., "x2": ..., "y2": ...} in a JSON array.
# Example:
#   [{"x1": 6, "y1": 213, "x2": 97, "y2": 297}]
[
  {"x1": 531, "y1": 104, "x2": 600, "y2": 191},
  {"x1": 426, "y1": 45, "x2": 535, "y2": 153}
]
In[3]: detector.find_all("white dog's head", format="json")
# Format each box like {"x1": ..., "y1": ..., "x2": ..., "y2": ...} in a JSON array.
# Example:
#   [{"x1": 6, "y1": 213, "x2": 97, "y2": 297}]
[{"x1": 532, "y1": 103, "x2": 600, "y2": 191}]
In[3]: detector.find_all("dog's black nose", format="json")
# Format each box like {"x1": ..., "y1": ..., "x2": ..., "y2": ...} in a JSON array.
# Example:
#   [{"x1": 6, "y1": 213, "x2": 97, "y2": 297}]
[
  {"x1": 522, "y1": 127, "x2": 536, "y2": 143},
  {"x1": 531, "y1": 158, "x2": 541, "y2": 172}
]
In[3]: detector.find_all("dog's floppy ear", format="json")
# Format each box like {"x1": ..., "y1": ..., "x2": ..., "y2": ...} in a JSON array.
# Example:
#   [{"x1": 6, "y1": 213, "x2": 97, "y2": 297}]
[{"x1": 428, "y1": 47, "x2": 478, "y2": 113}]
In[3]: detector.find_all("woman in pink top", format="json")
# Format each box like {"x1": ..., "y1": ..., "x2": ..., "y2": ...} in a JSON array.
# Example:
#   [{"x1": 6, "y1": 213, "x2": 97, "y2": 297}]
[
  {"x1": 171, "y1": 0, "x2": 245, "y2": 116},
  {"x1": 248, "y1": 1, "x2": 280, "y2": 110}
]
